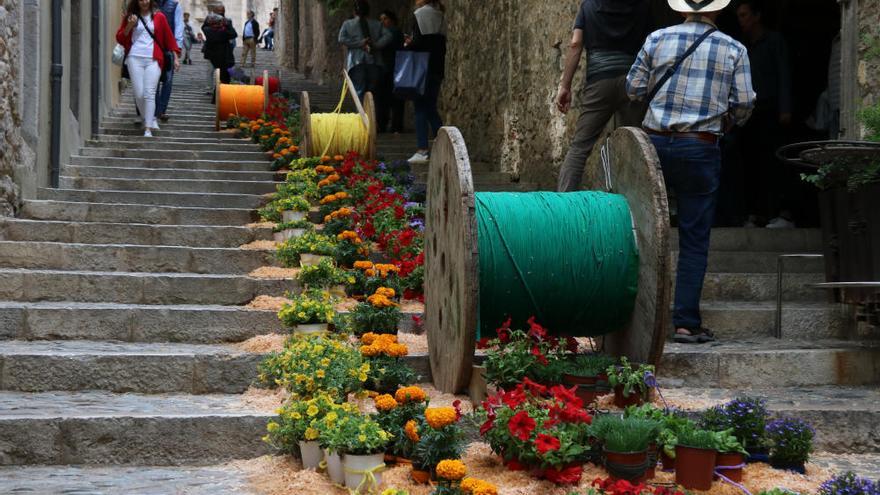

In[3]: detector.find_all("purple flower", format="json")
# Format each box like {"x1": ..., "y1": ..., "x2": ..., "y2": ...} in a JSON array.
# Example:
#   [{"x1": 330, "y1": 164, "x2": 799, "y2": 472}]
[{"x1": 819, "y1": 472, "x2": 880, "y2": 495}]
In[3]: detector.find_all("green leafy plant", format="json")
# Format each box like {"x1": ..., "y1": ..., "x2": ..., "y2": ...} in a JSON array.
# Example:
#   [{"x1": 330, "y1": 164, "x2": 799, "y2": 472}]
[
  {"x1": 595, "y1": 416, "x2": 659, "y2": 453},
  {"x1": 334, "y1": 230, "x2": 370, "y2": 268},
  {"x1": 713, "y1": 429, "x2": 748, "y2": 455},
  {"x1": 273, "y1": 219, "x2": 313, "y2": 233},
  {"x1": 480, "y1": 318, "x2": 570, "y2": 390},
  {"x1": 297, "y1": 258, "x2": 351, "y2": 289},
  {"x1": 676, "y1": 427, "x2": 720, "y2": 451},
  {"x1": 277, "y1": 195, "x2": 311, "y2": 213},
  {"x1": 277, "y1": 291, "x2": 336, "y2": 326},
  {"x1": 320, "y1": 413, "x2": 392, "y2": 455},
  {"x1": 802, "y1": 102, "x2": 880, "y2": 191},
  {"x1": 606, "y1": 357, "x2": 654, "y2": 398},
  {"x1": 411, "y1": 407, "x2": 466, "y2": 470},
  {"x1": 277, "y1": 232, "x2": 337, "y2": 267},
  {"x1": 258, "y1": 334, "x2": 368, "y2": 398},
  {"x1": 265, "y1": 392, "x2": 358, "y2": 452},
  {"x1": 351, "y1": 288, "x2": 402, "y2": 335},
  {"x1": 564, "y1": 354, "x2": 617, "y2": 378}
]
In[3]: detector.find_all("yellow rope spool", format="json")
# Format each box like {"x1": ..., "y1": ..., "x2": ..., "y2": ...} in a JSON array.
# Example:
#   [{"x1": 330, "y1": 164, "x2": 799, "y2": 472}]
[
  {"x1": 214, "y1": 69, "x2": 269, "y2": 130},
  {"x1": 301, "y1": 74, "x2": 376, "y2": 159}
]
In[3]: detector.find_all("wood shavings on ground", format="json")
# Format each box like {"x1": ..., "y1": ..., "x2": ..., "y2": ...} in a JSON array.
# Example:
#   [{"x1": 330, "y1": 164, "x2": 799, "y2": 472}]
[
  {"x1": 247, "y1": 295, "x2": 290, "y2": 311},
  {"x1": 246, "y1": 222, "x2": 276, "y2": 229},
  {"x1": 421, "y1": 383, "x2": 473, "y2": 413},
  {"x1": 233, "y1": 334, "x2": 288, "y2": 353},
  {"x1": 334, "y1": 298, "x2": 425, "y2": 314},
  {"x1": 398, "y1": 332, "x2": 428, "y2": 355},
  {"x1": 236, "y1": 387, "x2": 289, "y2": 413},
  {"x1": 234, "y1": 456, "x2": 348, "y2": 495},
  {"x1": 240, "y1": 240, "x2": 279, "y2": 250},
  {"x1": 248, "y1": 266, "x2": 299, "y2": 279},
  {"x1": 334, "y1": 298, "x2": 359, "y2": 312},
  {"x1": 593, "y1": 389, "x2": 721, "y2": 412}
]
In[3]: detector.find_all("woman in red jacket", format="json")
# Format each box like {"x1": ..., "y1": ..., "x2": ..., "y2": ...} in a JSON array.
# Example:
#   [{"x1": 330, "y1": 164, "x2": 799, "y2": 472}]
[{"x1": 116, "y1": 0, "x2": 180, "y2": 137}]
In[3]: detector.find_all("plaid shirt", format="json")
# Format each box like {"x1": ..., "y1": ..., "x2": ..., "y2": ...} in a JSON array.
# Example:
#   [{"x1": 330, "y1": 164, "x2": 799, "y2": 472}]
[{"x1": 626, "y1": 18, "x2": 756, "y2": 134}]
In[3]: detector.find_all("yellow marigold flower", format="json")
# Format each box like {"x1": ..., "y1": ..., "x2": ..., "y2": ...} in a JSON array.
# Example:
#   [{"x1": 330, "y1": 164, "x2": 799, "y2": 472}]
[
  {"x1": 374, "y1": 394, "x2": 398, "y2": 412},
  {"x1": 425, "y1": 407, "x2": 458, "y2": 430},
  {"x1": 394, "y1": 386, "x2": 427, "y2": 404},
  {"x1": 305, "y1": 427, "x2": 319, "y2": 441},
  {"x1": 316, "y1": 369, "x2": 325, "y2": 378},
  {"x1": 354, "y1": 261, "x2": 374, "y2": 270},
  {"x1": 266, "y1": 421, "x2": 280, "y2": 433},
  {"x1": 375, "y1": 287, "x2": 396, "y2": 298},
  {"x1": 404, "y1": 419, "x2": 420, "y2": 442},
  {"x1": 435, "y1": 459, "x2": 467, "y2": 481},
  {"x1": 239, "y1": 123, "x2": 248, "y2": 129},
  {"x1": 474, "y1": 482, "x2": 498, "y2": 495},
  {"x1": 306, "y1": 404, "x2": 319, "y2": 417}
]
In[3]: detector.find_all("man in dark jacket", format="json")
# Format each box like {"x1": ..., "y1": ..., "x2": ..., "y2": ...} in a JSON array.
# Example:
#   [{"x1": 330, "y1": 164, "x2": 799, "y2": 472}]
[
  {"x1": 202, "y1": 4, "x2": 237, "y2": 103},
  {"x1": 555, "y1": 0, "x2": 652, "y2": 191}
]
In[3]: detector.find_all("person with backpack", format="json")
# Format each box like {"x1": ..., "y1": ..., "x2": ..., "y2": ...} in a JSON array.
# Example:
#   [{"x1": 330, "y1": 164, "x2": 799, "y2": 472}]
[
  {"x1": 202, "y1": 3, "x2": 237, "y2": 103},
  {"x1": 154, "y1": 0, "x2": 183, "y2": 122},
  {"x1": 338, "y1": 0, "x2": 392, "y2": 100},
  {"x1": 116, "y1": 0, "x2": 180, "y2": 137},
  {"x1": 626, "y1": 0, "x2": 756, "y2": 344}
]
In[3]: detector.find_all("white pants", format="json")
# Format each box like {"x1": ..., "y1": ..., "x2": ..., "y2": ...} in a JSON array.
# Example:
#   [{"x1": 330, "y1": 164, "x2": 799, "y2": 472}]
[{"x1": 126, "y1": 56, "x2": 162, "y2": 129}]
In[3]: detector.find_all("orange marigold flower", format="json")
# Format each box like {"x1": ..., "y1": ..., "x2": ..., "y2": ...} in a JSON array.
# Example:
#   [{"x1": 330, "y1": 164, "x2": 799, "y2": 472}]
[
  {"x1": 361, "y1": 332, "x2": 379, "y2": 345},
  {"x1": 338, "y1": 231, "x2": 359, "y2": 242},
  {"x1": 333, "y1": 155, "x2": 345, "y2": 161},
  {"x1": 281, "y1": 149, "x2": 289, "y2": 156},
  {"x1": 404, "y1": 419, "x2": 420, "y2": 442},
  {"x1": 273, "y1": 153, "x2": 282, "y2": 159},
  {"x1": 289, "y1": 145, "x2": 299, "y2": 152},
  {"x1": 354, "y1": 261, "x2": 374, "y2": 270},
  {"x1": 360, "y1": 345, "x2": 380, "y2": 357},
  {"x1": 375, "y1": 287, "x2": 396, "y2": 299},
  {"x1": 461, "y1": 478, "x2": 498, "y2": 495},
  {"x1": 374, "y1": 394, "x2": 398, "y2": 412},
  {"x1": 435, "y1": 460, "x2": 467, "y2": 481},
  {"x1": 365, "y1": 269, "x2": 376, "y2": 277},
  {"x1": 425, "y1": 407, "x2": 458, "y2": 430},
  {"x1": 366, "y1": 294, "x2": 396, "y2": 308},
  {"x1": 395, "y1": 386, "x2": 427, "y2": 404},
  {"x1": 386, "y1": 343, "x2": 408, "y2": 358},
  {"x1": 320, "y1": 155, "x2": 331, "y2": 163}
]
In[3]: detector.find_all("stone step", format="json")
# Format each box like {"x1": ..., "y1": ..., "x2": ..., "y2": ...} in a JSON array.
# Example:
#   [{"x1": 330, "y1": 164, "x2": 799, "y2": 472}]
[
  {"x1": 80, "y1": 147, "x2": 271, "y2": 162},
  {"x1": 70, "y1": 155, "x2": 272, "y2": 172},
  {"x1": 110, "y1": 107, "x2": 218, "y2": 118},
  {"x1": 0, "y1": 218, "x2": 272, "y2": 248},
  {"x1": 94, "y1": 133, "x2": 251, "y2": 145},
  {"x1": 700, "y1": 301, "x2": 848, "y2": 340},
  {"x1": 661, "y1": 386, "x2": 880, "y2": 454},
  {"x1": 812, "y1": 453, "x2": 880, "y2": 481},
  {"x1": 98, "y1": 127, "x2": 249, "y2": 140},
  {"x1": 59, "y1": 176, "x2": 278, "y2": 196},
  {"x1": 85, "y1": 138, "x2": 261, "y2": 152},
  {"x1": 102, "y1": 117, "x2": 217, "y2": 130},
  {"x1": 0, "y1": 340, "x2": 261, "y2": 394},
  {"x1": 672, "y1": 251, "x2": 824, "y2": 274},
  {"x1": 0, "y1": 241, "x2": 276, "y2": 274},
  {"x1": 22, "y1": 200, "x2": 257, "y2": 226},
  {"x1": 0, "y1": 391, "x2": 270, "y2": 465},
  {"x1": 0, "y1": 464, "x2": 257, "y2": 493},
  {"x1": 700, "y1": 272, "x2": 826, "y2": 302},
  {"x1": 0, "y1": 268, "x2": 292, "y2": 305},
  {"x1": 0, "y1": 301, "x2": 282, "y2": 343},
  {"x1": 673, "y1": 228, "x2": 823, "y2": 252},
  {"x1": 64, "y1": 164, "x2": 278, "y2": 182},
  {"x1": 38, "y1": 187, "x2": 268, "y2": 209},
  {"x1": 660, "y1": 339, "x2": 880, "y2": 388}
]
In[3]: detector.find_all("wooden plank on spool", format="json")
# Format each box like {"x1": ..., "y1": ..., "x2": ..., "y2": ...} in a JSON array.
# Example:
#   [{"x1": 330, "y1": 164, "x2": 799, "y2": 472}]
[
  {"x1": 588, "y1": 127, "x2": 672, "y2": 366},
  {"x1": 300, "y1": 91, "x2": 312, "y2": 158},
  {"x1": 262, "y1": 70, "x2": 270, "y2": 112},
  {"x1": 425, "y1": 127, "x2": 479, "y2": 393},
  {"x1": 363, "y1": 91, "x2": 377, "y2": 160},
  {"x1": 214, "y1": 69, "x2": 221, "y2": 131},
  {"x1": 341, "y1": 69, "x2": 370, "y2": 129}
]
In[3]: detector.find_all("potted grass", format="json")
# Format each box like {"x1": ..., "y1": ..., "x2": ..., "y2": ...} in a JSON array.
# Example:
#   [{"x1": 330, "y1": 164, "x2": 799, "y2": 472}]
[
  {"x1": 595, "y1": 415, "x2": 659, "y2": 484},
  {"x1": 278, "y1": 291, "x2": 336, "y2": 335},
  {"x1": 766, "y1": 418, "x2": 814, "y2": 473},
  {"x1": 277, "y1": 195, "x2": 311, "y2": 223},
  {"x1": 273, "y1": 219, "x2": 313, "y2": 243},
  {"x1": 606, "y1": 357, "x2": 654, "y2": 408},
  {"x1": 277, "y1": 231, "x2": 337, "y2": 268},
  {"x1": 675, "y1": 427, "x2": 719, "y2": 490},
  {"x1": 562, "y1": 354, "x2": 616, "y2": 405},
  {"x1": 713, "y1": 429, "x2": 748, "y2": 483}
]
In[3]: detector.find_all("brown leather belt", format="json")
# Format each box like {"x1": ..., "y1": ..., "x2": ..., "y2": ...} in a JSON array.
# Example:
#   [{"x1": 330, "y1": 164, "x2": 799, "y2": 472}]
[{"x1": 644, "y1": 129, "x2": 721, "y2": 145}]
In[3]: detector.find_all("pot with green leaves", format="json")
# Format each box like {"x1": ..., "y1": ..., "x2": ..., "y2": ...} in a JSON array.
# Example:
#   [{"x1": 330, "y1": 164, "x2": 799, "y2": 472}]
[
  {"x1": 273, "y1": 220, "x2": 313, "y2": 243},
  {"x1": 766, "y1": 418, "x2": 814, "y2": 474},
  {"x1": 595, "y1": 415, "x2": 659, "y2": 484},
  {"x1": 675, "y1": 427, "x2": 719, "y2": 490},
  {"x1": 336, "y1": 415, "x2": 392, "y2": 493},
  {"x1": 277, "y1": 231, "x2": 337, "y2": 268},
  {"x1": 296, "y1": 258, "x2": 352, "y2": 294},
  {"x1": 713, "y1": 429, "x2": 748, "y2": 483},
  {"x1": 278, "y1": 290, "x2": 336, "y2": 334},
  {"x1": 563, "y1": 354, "x2": 615, "y2": 405},
  {"x1": 278, "y1": 196, "x2": 311, "y2": 223},
  {"x1": 624, "y1": 404, "x2": 694, "y2": 476},
  {"x1": 606, "y1": 357, "x2": 654, "y2": 408}
]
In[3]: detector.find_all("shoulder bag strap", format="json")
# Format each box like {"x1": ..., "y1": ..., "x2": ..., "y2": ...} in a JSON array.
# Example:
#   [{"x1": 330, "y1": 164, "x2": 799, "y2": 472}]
[
  {"x1": 647, "y1": 27, "x2": 717, "y2": 103},
  {"x1": 138, "y1": 14, "x2": 166, "y2": 53}
]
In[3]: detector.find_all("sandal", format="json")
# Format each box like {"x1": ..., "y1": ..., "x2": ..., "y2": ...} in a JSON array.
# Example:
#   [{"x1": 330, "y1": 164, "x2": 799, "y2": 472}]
[{"x1": 674, "y1": 327, "x2": 716, "y2": 344}]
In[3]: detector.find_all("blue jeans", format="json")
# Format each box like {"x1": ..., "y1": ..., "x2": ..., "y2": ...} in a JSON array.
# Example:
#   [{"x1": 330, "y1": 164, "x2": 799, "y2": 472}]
[
  {"x1": 414, "y1": 79, "x2": 443, "y2": 149},
  {"x1": 156, "y1": 68, "x2": 173, "y2": 117},
  {"x1": 649, "y1": 134, "x2": 721, "y2": 330}
]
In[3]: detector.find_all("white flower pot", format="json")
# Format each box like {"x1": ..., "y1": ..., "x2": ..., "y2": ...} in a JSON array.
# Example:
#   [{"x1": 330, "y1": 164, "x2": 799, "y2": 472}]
[
  {"x1": 325, "y1": 448, "x2": 345, "y2": 485},
  {"x1": 283, "y1": 210, "x2": 307, "y2": 223},
  {"x1": 298, "y1": 440, "x2": 323, "y2": 470},
  {"x1": 343, "y1": 453, "x2": 385, "y2": 493},
  {"x1": 293, "y1": 323, "x2": 329, "y2": 335},
  {"x1": 300, "y1": 254, "x2": 331, "y2": 267},
  {"x1": 285, "y1": 228, "x2": 307, "y2": 240}
]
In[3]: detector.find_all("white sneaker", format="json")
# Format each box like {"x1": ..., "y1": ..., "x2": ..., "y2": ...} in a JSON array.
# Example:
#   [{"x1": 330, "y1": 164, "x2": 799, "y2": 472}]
[
  {"x1": 766, "y1": 217, "x2": 796, "y2": 229},
  {"x1": 151, "y1": 122, "x2": 160, "y2": 131},
  {"x1": 144, "y1": 129, "x2": 153, "y2": 138},
  {"x1": 408, "y1": 151, "x2": 429, "y2": 163}
]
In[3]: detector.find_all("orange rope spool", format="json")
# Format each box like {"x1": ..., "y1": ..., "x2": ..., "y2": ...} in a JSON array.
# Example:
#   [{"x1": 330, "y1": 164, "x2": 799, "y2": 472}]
[{"x1": 217, "y1": 84, "x2": 266, "y2": 121}]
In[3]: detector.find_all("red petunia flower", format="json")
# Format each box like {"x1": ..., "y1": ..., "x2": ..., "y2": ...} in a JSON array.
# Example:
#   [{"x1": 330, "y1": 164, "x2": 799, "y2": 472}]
[
  {"x1": 500, "y1": 387, "x2": 526, "y2": 409},
  {"x1": 535, "y1": 434, "x2": 561, "y2": 454},
  {"x1": 522, "y1": 377, "x2": 547, "y2": 397},
  {"x1": 565, "y1": 336, "x2": 579, "y2": 353},
  {"x1": 543, "y1": 464, "x2": 583, "y2": 484},
  {"x1": 508, "y1": 410, "x2": 536, "y2": 441},
  {"x1": 530, "y1": 346, "x2": 549, "y2": 365},
  {"x1": 505, "y1": 459, "x2": 528, "y2": 471},
  {"x1": 550, "y1": 384, "x2": 582, "y2": 408},
  {"x1": 476, "y1": 337, "x2": 492, "y2": 349},
  {"x1": 527, "y1": 316, "x2": 548, "y2": 341}
]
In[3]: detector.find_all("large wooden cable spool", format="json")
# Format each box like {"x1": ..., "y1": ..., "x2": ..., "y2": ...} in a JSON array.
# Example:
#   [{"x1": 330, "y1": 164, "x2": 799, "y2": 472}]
[
  {"x1": 214, "y1": 69, "x2": 270, "y2": 131},
  {"x1": 298, "y1": 70, "x2": 377, "y2": 160},
  {"x1": 425, "y1": 126, "x2": 672, "y2": 393}
]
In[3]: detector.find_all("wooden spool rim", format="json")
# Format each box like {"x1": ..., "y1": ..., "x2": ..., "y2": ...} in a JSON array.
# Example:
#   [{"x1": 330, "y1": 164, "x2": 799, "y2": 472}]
[
  {"x1": 425, "y1": 126, "x2": 672, "y2": 393},
  {"x1": 214, "y1": 69, "x2": 221, "y2": 131},
  {"x1": 300, "y1": 91, "x2": 312, "y2": 158},
  {"x1": 298, "y1": 82, "x2": 376, "y2": 160}
]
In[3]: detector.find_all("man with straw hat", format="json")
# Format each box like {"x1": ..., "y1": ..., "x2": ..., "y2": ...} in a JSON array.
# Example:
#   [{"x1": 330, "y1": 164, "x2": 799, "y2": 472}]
[{"x1": 626, "y1": 0, "x2": 756, "y2": 344}]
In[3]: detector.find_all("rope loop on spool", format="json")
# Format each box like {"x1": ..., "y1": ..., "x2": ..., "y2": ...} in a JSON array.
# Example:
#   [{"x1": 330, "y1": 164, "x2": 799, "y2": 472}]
[{"x1": 310, "y1": 78, "x2": 371, "y2": 158}]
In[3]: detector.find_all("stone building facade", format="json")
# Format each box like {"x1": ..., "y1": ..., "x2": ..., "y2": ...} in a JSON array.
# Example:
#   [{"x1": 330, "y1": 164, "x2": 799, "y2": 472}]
[{"x1": 0, "y1": 0, "x2": 26, "y2": 216}]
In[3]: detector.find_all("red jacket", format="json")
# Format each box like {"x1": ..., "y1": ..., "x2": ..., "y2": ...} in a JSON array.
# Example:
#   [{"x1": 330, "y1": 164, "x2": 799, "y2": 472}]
[{"x1": 116, "y1": 11, "x2": 180, "y2": 67}]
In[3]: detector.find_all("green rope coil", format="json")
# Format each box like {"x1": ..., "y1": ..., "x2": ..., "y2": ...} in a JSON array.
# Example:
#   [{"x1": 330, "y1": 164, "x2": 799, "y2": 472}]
[{"x1": 475, "y1": 191, "x2": 639, "y2": 338}]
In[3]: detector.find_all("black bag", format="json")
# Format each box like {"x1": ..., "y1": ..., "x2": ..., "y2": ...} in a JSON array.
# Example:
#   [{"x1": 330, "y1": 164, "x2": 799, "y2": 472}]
[
  {"x1": 138, "y1": 14, "x2": 174, "y2": 82},
  {"x1": 349, "y1": 18, "x2": 383, "y2": 96}
]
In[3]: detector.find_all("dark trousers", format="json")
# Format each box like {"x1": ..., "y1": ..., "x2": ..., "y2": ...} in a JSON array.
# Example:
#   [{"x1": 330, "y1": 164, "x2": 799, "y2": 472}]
[
  {"x1": 377, "y1": 72, "x2": 405, "y2": 133},
  {"x1": 211, "y1": 64, "x2": 231, "y2": 104},
  {"x1": 414, "y1": 78, "x2": 443, "y2": 149},
  {"x1": 650, "y1": 134, "x2": 722, "y2": 330},
  {"x1": 156, "y1": 67, "x2": 173, "y2": 117}
]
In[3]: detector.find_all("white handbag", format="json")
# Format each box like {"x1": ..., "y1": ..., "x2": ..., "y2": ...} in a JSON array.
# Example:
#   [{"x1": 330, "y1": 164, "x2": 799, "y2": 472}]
[{"x1": 112, "y1": 43, "x2": 126, "y2": 66}]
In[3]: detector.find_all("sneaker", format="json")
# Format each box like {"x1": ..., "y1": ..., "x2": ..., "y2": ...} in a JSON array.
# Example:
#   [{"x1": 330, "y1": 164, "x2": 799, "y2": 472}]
[
  {"x1": 158, "y1": 114, "x2": 170, "y2": 123},
  {"x1": 408, "y1": 151, "x2": 430, "y2": 163},
  {"x1": 766, "y1": 217, "x2": 796, "y2": 229},
  {"x1": 144, "y1": 129, "x2": 153, "y2": 138},
  {"x1": 151, "y1": 122, "x2": 160, "y2": 131}
]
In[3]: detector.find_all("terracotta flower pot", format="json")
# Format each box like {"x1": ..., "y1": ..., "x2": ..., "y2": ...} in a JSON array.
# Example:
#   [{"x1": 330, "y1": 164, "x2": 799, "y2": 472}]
[
  {"x1": 604, "y1": 450, "x2": 649, "y2": 484},
  {"x1": 647, "y1": 443, "x2": 658, "y2": 479},
  {"x1": 675, "y1": 446, "x2": 717, "y2": 491},
  {"x1": 410, "y1": 466, "x2": 431, "y2": 484},
  {"x1": 660, "y1": 451, "x2": 676, "y2": 471},
  {"x1": 613, "y1": 385, "x2": 645, "y2": 408},
  {"x1": 715, "y1": 452, "x2": 745, "y2": 483},
  {"x1": 574, "y1": 384, "x2": 600, "y2": 406},
  {"x1": 383, "y1": 453, "x2": 397, "y2": 464},
  {"x1": 563, "y1": 374, "x2": 598, "y2": 387}
]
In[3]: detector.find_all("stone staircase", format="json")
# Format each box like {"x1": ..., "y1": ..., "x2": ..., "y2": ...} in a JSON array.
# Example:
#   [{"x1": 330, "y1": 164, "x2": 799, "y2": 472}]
[{"x1": 0, "y1": 53, "x2": 283, "y2": 492}]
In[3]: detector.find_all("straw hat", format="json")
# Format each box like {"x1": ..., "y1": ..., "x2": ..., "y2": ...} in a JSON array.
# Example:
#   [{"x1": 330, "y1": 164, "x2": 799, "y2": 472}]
[{"x1": 667, "y1": 0, "x2": 731, "y2": 13}]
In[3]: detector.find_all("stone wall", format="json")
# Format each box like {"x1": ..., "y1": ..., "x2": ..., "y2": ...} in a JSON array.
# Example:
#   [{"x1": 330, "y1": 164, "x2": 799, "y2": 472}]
[
  {"x1": 0, "y1": 0, "x2": 24, "y2": 215},
  {"x1": 857, "y1": 0, "x2": 880, "y2": 121}
]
